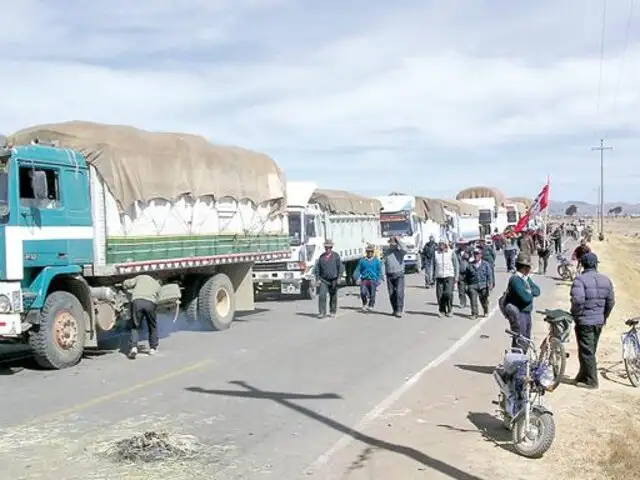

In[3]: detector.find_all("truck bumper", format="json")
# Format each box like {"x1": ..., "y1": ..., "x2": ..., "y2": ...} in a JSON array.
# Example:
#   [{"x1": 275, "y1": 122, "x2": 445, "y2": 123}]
[
  {"x1": 0, "y1": 282, "x2": 23, "y2": 336},
  {"x1": 404, "y1": 253, "x2": 418, "y2": 266},
  {"x1": 252, "y1": 270, "x2": 305, "y2": 295}
]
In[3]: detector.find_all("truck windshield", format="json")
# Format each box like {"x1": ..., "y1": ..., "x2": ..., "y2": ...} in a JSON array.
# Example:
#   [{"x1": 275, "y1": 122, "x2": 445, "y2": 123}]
[
  {"x1": 288, "y1": 212, "x2": 302, "y2": 246},
  {"x1": 381, "y1": 215, "x2": 412, "y2": 237},
  {"x1": 506, "y1": 210, "x2": 517, "y2": 223},
  {"x1": 0, "y1": 158, "x2": 8, "y2": 222},
  {"x1": 478, "y1": 209, "x2": 492, "y2": 224}
]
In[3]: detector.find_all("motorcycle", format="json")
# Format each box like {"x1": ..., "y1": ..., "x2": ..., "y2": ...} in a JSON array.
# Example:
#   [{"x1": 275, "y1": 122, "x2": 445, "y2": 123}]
[
  {"x1": 556, "y1": 251, "x2": 574, "y2": 281},
  {"x1": 493, "y1": 329, "x2": 557, "y2": 458}
]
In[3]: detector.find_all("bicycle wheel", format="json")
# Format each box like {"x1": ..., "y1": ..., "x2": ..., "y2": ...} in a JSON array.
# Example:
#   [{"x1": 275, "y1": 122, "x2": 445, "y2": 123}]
[
  {"x1": 622, "y1": 335, "x2": 640, "y2": 388},
  {"x1": 539, "y1": 337, "x2": 566, "y2": 390}
]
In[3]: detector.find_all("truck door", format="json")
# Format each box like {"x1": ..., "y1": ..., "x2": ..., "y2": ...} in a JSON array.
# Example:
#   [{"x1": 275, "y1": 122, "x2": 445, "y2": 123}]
[{"x1": 18, "y1": 164, "x2": 69, "y2": 266}]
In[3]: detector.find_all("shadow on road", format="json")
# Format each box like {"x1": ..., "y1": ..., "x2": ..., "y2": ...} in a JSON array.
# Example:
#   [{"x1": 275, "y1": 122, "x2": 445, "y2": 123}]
[
  {"x1": 455, "y1": 364, "x2": 495, "y2": 375},
  {"x1": 438, "y1": 412, "x2": 513, "y2": 453},
  {"x1": 404, "y1": 310, "x2": 440, "y2": 318},
  {"x1": 186, "y1": 380, "x2": 484, "y2": 480}
]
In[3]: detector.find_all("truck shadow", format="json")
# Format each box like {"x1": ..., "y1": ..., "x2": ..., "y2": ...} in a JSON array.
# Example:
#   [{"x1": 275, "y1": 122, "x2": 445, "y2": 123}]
[{"x1": 186, "y1": 380, "x2": 484, "y2": 479}]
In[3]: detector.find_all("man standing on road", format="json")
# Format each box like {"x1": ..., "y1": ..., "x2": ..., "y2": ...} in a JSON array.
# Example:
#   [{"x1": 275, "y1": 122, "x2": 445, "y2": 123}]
[
  {"x1": 569, "y1": 252, "x2": 615, "y2": 389},
  {"x1": 315, "y1": 239, "x2": 343, "y2": 319},
  {"x1": 434, "y1": 240, "x2": 459, "y2": 317},
  {"x1": 463, "y1": 249, "x2": 494, "y2": 319},
  {"x1": 551, "y1": 227, "x2": 563, "y2": 254},
  {"x1": 421, "y1": 235, "x2": 437, "y2": 289},
  {"x1": 383, "y1": 236, "x2": 407, "y2": 318},
  {"x1": 572, "y1": 238, "x2": 591, "y2": 276},
  {"x1": 537, "y1": 235, "x2": 552, "y2": 275},
  {"x1": 503, "y1": 232, "x2": 518, "y2": 273},
  {"x1": 478, "y1": 238, "x2": 496, "y2": 285},
  {"x1": 456, "y1": 244, "x2": 470, "y2": 309},
  {"x1": 354, "y1": 244, "x2": 383, "y2": 312},
  {"x1": 124, "y1": 274, "x2": 162, "y2": 359},
  {"x1": 502, "y1": 253, "x2": 540, "y2": 352}
]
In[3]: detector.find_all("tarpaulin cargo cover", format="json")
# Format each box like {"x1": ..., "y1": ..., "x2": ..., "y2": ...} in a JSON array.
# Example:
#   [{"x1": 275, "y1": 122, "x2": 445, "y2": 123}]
[
  {"x1": 8, "y1": 121, "x2": 286, "y2": 210},
  {"x1": 455, "y1": 186, "x2": 506, "y2": 206},
  {"x1": 310, "y1": 189, "x2": 382, "y2": 215}
]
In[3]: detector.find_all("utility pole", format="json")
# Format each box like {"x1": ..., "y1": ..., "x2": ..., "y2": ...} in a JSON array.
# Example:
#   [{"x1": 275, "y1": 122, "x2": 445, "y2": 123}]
[{"x1": 591, "y1": 138, "x2": 612, "y2": 241}]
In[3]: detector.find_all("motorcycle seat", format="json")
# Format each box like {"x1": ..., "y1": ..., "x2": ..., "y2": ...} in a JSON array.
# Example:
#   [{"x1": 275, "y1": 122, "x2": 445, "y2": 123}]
[
  {"x1": 626, "y1": 317, "x2": 639, "y2": 327},
  {"x1": 543, "y1": 309, "x2": 573, "y2": 324}
]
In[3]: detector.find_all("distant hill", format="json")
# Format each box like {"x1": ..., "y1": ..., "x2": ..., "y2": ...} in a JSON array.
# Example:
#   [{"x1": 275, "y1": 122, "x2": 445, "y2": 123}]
[{"x1": 548, "y1": 200, "x2": 640, "y2": 215}]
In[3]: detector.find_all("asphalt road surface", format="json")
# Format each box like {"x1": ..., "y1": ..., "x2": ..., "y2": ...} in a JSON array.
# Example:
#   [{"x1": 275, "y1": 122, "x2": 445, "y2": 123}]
[{"x1": 0, "y1": 265, "x2": 517, "y2": 479}]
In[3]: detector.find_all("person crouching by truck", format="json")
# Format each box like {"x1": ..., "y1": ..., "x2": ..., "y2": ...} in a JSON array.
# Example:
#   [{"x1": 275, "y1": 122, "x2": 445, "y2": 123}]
[
  {"x1": 123, "y1": 274, "x2": 162, "y2": 359},
  {"x1": 383, "y1": 236, "x2": 407, "y2": 317},
  {"x1": 354, "y1": 244, "x2": 383, "y2": 312},
  {"x1": 315, "y1": 239, "x2": 343, "y2": 319}
]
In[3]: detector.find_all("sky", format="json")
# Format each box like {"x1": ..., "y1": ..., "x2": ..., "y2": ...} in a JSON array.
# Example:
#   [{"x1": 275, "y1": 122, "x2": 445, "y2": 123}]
[{"x1": 2, "y1": 0, "x2": 640, "y2": 203}]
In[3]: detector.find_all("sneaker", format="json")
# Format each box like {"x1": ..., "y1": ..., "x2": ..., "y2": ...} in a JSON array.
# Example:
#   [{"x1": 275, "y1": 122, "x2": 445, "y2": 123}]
[
  {"x1": 148, "y1": 348, "x2": 157, "y2": 356},
  {"x1": 318, "y1": 313, "x2": 326, "y2": 319},
  {"x1": 445, "y1": 312, "x2": 453, "y2": 318},
  {"x1": 329, "y1": 313, "x2": 337, "y2": 318},
  {"x1": 394, "y1": 312, "x2": 402, "y2": 318},
  {"x1": 128, "y1": 347, "x2": 138, "y2": 360},
  {"x1": 362, "y1": 306, "x2": 369, "y2": 312}
]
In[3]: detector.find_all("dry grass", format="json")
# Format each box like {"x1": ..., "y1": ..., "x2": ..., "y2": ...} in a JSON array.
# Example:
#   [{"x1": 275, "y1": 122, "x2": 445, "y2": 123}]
[{"x1": 539, "y1": 219, "x2": 640, "y2": 480}]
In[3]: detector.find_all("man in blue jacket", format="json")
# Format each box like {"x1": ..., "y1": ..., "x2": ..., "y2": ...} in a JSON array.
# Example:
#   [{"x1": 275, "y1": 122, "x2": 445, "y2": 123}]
[
  {"x1": 463, "y1": 249, "x2": 494, "y2": 319},
  {"x1": 570, "y1": 252, "x2": 615, "y2": 389},
  {"x1": 354, "y1": 244, "x2": 383, "y2": 312},
  {"x1": 503, "y1": 252, "x2": 541, "y2": 351}
]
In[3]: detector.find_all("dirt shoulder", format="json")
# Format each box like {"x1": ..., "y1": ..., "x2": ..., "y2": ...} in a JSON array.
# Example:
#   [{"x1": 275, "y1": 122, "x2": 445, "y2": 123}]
[{"x1": 312, "y1": 227, "x2": 640, "y2": 480}]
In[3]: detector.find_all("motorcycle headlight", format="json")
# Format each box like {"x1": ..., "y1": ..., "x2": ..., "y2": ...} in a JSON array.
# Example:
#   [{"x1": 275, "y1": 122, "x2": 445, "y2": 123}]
[{"x1": 0, "y1": 294, "x2": 11, "y2": 314}]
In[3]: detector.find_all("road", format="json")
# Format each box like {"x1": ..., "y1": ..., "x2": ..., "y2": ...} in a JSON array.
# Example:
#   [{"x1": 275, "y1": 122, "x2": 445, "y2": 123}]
[{"x1": 0, "y1": 266, "x2": 516, "y2": 479}]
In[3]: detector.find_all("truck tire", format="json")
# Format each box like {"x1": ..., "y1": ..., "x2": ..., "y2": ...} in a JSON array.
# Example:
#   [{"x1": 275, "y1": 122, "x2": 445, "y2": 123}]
[
  {"x1": 29, "y1": 291, "x2": 87, "y2": 370},
  {"x1": 185, "y1": 297, "x2": 198, "y2": 323},
  {"x1": 197, "y1": 273, "x2": 235, "y2": 331},
  {"x1": 301, "y1": 279, "x2": 316, "y2": 300}
]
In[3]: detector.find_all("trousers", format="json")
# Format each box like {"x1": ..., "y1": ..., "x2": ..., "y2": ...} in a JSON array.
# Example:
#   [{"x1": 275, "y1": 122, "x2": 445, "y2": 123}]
[
  {"x1": 360, "y1": 280, "x2": 377, "y2": 308},
  {"x1": 467, "y1": 285, "x2": 489, "y2": 316},
  {"x1": 128, "y1": 299, "x2": 159, "y2": 350},
  {"x1": 436, "y1": 277, "x2": 454, "y2": 314},
  {"x1": 575, "y1": 324, "x2": 603, "y2": 387},
  {"x1": 318, "y1": 279, "x2": 339, "y2": 316},
  {"x1": 386, "y1": 273, "x2": 405, "y2": 313}
]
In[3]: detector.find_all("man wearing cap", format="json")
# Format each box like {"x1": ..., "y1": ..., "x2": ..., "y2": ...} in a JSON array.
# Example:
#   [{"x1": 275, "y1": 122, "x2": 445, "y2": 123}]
[
  {"x1": 455, "y1": 242, "x2": 470, "y2": 309},
  {"x1": 383, "y1": 236, "x2": 407, "y2": 317},
  {"x1": 354, "y1": 244, "x2": 383, "y2": 312},
  {"x1": 434, "y1": 240, "x2": 459, "y2": 317},
  {"x1": 421, "y1": 235, "x2": 437, "y2": 288},
  {"x1": 570, "y1": 252, "x2": 615, "y2": 389},
  {"x1": 477, "y1": 238, "x2": 496, "y2": 286},
  {"x1": 314, "y1": 239, "x2": 344, "y2": 318},
  {"x1": 463, "y1": 249, "x2": 494, "y2": 318},
  {"x1": 502, "y1": 252, "x2": 540, "y2": 351}
]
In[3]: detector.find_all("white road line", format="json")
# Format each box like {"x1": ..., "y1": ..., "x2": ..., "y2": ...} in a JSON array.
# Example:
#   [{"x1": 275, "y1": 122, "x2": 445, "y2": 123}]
[{"x1": 305, "y1": 302, "x2": 500, "y2": 474}]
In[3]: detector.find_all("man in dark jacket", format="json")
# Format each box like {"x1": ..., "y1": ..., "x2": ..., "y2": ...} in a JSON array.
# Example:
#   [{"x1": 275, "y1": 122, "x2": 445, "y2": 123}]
[
  {"x1": 537, "y1": 236, "x2": 552, "y2": 275},
  {"x1": 463, "y1": 249, "x2": 494, "y2": 318},
  {"x1": 383, "y1": 236, "x2": 407, "y2": 317},
  {"x1": 478, "y1": 238, "x2": 496, "y2": 285},
  {"x1": 503, "y1": 252, "x2": 541, "y2": 352},
  {"x1": 421, "y1": 235, "x2": 437, "y2": 288},
  {"x1": 572, "y1": 239, "x2": 591, "y2": 275},
  {"x1": 570, "y1": 252, "x2": 615, "y2": 389},
  {"x1": 456, "y1": 244, "x2": 470, "y2": 309},
  {"x1": 124, "y1": 274, "x2": 162, "y2": 359},
  {"x1": 315, "y1": 239, "x2": 343, "y2": 318}
]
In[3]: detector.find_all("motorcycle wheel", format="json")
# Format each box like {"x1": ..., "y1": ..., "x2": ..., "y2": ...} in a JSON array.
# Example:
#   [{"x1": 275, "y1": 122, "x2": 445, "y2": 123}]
[
  {"x1": 512, "y1": 410, "x2": 555, "y2": 458},
  {"x1": 557, "y1": 264, "x2": 571, "y2": 281}
]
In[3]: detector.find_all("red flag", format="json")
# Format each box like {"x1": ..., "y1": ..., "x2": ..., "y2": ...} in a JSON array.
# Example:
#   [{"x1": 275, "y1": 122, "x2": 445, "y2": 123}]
[{"x1": 514, "y1": 182, "x2": 550, "y2": 233}]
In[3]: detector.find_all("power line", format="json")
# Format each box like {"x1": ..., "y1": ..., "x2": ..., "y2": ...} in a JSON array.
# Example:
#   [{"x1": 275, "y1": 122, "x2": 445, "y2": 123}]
[
  {"x1": 595, "y1": 0, "x2": 608, "y2": 129},
  {"x1": 606, "y1": 0, "x2": 635, "y2": 138}
]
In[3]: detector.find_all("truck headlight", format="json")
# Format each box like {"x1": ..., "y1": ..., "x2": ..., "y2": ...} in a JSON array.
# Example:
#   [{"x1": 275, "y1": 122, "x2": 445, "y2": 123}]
[
  {"x1": 287, "y1": 262, "x2": 299, "y2": 270},
  {"x1": 0, "y1": 295, "x2": 11, "y2": 313}
]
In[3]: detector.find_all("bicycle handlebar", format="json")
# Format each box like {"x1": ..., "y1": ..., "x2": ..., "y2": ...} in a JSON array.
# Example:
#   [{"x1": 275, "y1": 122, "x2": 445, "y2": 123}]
[{"x1": 504, "y1": 328, "x2": 535, "y2": 346}]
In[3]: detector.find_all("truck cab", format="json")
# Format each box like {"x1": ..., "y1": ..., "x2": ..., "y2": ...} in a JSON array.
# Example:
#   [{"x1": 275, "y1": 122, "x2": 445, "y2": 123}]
[{"x1": 379, "y1": 210, "x2": 423, "y2": 271}]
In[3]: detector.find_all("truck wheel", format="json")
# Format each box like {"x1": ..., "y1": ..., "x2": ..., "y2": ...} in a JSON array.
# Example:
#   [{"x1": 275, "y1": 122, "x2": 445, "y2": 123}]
[
  {"x1": 185, "y1": 297, "x2": 198, "y2": 323},
  {"x1": 29, "y1": 291, "x2": 87, "y2": 370},
  {"x1": 301, "y1": 279, "x2": 316, "y2": 300},
  {"x1": 198, "y1": 273, "x2": 236, "y2": 331}
]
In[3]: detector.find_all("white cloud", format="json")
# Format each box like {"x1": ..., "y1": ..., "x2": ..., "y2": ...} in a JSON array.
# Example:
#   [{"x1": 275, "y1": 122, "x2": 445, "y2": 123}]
[{"x1": 1, "y1": 0, "x2": 639, "y2": 201}]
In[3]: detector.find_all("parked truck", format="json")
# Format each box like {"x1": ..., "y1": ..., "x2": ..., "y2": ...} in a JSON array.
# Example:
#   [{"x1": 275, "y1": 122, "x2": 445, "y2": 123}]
[
  {"x1": 0, "y1": 121, "x2": 290, "y2": 369},
  {"x1": 439, "y1": 199, "x2": 481, "y2": 243},
  {"x1": 253, "y1": 182, "x2": 381, "y2": 298},
  {"x1": 456, "y1": 186, "x2": 508, "y2": 238},
  {"x1": 376, "y1": 194, "x2": 444, "y2": 272}
]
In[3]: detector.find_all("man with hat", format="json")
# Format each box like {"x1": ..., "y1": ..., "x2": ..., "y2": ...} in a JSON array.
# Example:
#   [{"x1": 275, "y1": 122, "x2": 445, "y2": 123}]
[
  {"x1": 354, "y1": 244, "x2": 383, "y2": 311},
  {"x1": 383, "y1": 236, "x2": 407, "y2": 317},
  {"x1": 569, "y1": 252, "x2": 615, "y2": 389},
  {"x1": 314, "y1": 239, "x2": 343, "y2": 318},
  {"x1": 463, "y1": 248, "x2": 494, "y2": 318},
  {"x1": 502, "y1": 252, "x2": 540, "y2": 351}
]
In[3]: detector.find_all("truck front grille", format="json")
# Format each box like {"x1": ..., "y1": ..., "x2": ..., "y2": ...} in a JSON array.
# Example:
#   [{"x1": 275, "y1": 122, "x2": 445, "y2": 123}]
[{"x1": 253, "y1": 262, "x2": 288, "y2": 272}]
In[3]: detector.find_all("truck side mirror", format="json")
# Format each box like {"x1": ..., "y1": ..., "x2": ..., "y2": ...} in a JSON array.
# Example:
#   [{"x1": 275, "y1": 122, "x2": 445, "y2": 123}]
[{"x1": 31, "y1": 170, "x2": 49, "y2": 200}]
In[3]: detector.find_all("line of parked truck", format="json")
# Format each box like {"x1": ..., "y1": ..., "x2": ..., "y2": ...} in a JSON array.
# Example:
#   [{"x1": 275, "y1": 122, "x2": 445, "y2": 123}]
[{"x1": 0, "y1": 121, "x2": 531, "y2": 370}]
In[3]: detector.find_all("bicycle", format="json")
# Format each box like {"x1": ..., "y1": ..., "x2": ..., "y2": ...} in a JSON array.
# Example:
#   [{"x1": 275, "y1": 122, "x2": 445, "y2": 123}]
[
  {"x1": 538, "y1": 309, "x2": 573, "y2": 391},
  {"x1": 621, "y1": 317, "x2": 640, "y2": 388},
  {"x1": 555, "y1": 250, "x2": 574, "y2": 281}
]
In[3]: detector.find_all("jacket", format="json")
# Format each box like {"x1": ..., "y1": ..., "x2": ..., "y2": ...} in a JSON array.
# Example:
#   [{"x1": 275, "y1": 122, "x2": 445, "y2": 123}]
[
  {"x1": 481, "y1": 245, "x2": 496, "y2": 264},
  {"x1": 422, "y1": 241, "x2": 436, "y2": 262},
  {"x1": 434, "y1": 249, "x2": 459, "y2": 279},
  {"x1": 315, "y1": 252, "x2": 343, "y2": 281},
  {"x1": 384, "y1": 241, "x2": 406, "y2": 275},
  {"x1": 570, "y1": 269, "x2": 615, "y2": 326},
  {"x1": 505, "y1": 273, "x2": 540, "y2": 313},
  {"x1": 123, "y1": 275, "x2": 161, "y2": 304},
  {"x1": 463, "y1": 260, "x2": 493, "y2": 289},
  {"x1": 354, "y1": 257, "x2": 383, "y2": 282}
]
